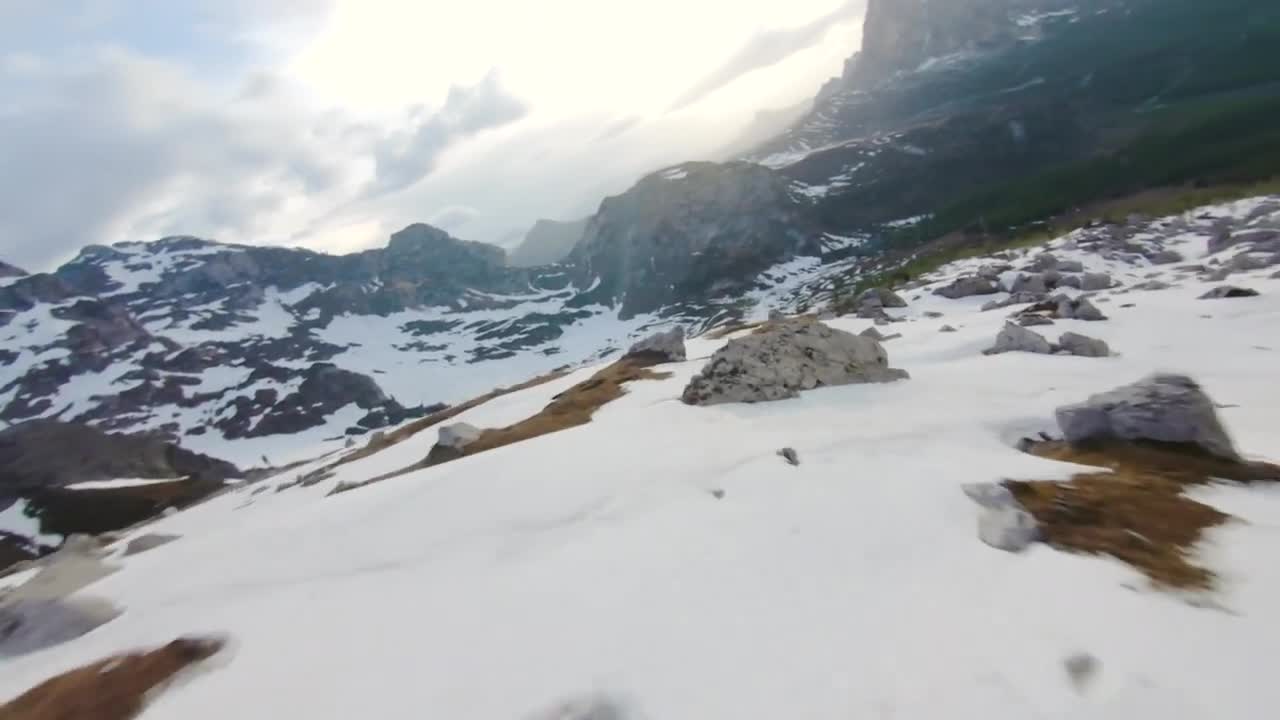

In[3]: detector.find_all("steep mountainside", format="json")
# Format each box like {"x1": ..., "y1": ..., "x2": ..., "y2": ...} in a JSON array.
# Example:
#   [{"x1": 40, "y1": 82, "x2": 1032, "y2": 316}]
[{"x1": 507, "y1": 218, "x2": 590, "y2": 268}]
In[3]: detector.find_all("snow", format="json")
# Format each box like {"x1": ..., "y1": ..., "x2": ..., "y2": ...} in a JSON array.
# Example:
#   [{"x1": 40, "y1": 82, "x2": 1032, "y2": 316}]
[
  {"x1": 4, "y1": 198, "x2": 1280, "y2": 719},
  {"x1": 659, "y1": 167, "x2": 689, "y2": 181},
  {"x1": 884, "y1": 214, "x2": 930, "y2": 229},
  {"x1": 66, "y1": 477, "x2": 189, "y2": 491},
  {"x1": 0, "y1": 498, "x2": 62, "y2": 548}
]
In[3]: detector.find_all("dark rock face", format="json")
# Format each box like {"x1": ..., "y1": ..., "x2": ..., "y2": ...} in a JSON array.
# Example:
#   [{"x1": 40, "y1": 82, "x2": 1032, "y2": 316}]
[
  {"x1": 508, "y1": 218, "x2": 590, "y2": 267},
  {"x1": 570, "y1": 162, "x2": 822, "y2": 319},
  {"x1": 0, "y1": 261, "x2": 26, "y2": 279}
]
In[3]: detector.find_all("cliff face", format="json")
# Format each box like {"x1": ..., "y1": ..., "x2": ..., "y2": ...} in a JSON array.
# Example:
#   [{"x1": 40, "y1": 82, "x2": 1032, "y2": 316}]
[{"x1": 507, "y1": 218, "x2": 590, "y2": 268}]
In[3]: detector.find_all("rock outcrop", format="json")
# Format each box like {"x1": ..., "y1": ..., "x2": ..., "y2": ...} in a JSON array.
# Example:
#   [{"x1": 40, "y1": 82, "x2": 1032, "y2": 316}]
[
  {"x1": 1057, "y1": 332, "x2": 1110, "y2": 358},
  {"x1": 625, "y1": 327, "x2": 687, "y2": 363},
  {"x1": 1199, "y1": 286, "x2": 1260, "y2": 299},
  {"x1": 682, "y1": 319, "x2": 908, "y2": 405},
  {"x1": 933, "y1": 276, "x2": 1000, "y2": 299},
  {"x1": 984, "y1": 323, "x2": 1052, "y2": 355},
  {"x1": 569, "y1": 162, "x2": 822, "y2": 318},
  {"x1": 1055, "y1": 374, "x2": 1238, "y2": 460}
]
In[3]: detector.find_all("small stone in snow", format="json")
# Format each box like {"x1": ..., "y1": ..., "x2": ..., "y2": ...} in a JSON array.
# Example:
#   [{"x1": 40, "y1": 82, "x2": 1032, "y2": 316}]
[
  {"x1": 778, "y1": 448, "x2": 800, "y2": 466},
  {"x1": 1064, "y1": 652, "x2": 1101, "y2": 693}
]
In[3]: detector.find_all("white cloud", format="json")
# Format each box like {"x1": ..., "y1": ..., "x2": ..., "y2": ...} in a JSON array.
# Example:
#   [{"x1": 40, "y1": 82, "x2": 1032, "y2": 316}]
[{"x1": 0, "y1": 1, "x2": 866, "y2": 270}]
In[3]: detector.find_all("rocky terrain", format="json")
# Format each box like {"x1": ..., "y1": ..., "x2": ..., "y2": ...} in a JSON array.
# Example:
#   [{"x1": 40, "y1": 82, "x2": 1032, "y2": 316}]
[
  {"x1": 507, "y1": 218, "x2": 590, "y2": 268},
  {"x1": 4, "y1": 193, "x2": 1279, "y2": 719}
]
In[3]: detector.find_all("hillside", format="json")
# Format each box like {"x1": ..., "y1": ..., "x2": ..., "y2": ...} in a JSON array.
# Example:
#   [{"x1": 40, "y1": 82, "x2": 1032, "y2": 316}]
[{"x1": 3, "y1": 195, "x2": 1279, "y2": 718}]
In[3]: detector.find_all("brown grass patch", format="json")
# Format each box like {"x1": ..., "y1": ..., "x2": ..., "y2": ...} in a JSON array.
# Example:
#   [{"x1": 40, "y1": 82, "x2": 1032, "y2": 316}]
[
  {"x1": 331, "y1": 368, "x2": 569, "y2": 468},
  {"x1": 1006, "y1": 440, "x2": 1280, "y2": 589},
  {"x1": 342, "y1": 356, "x2": 671, "y2": 492},
  {"x1": 0, "y1": 635, "x2": 226, "y2": 720},
  {"x1": 704, "y1": 320, "x2": 765, "y2": 339}
]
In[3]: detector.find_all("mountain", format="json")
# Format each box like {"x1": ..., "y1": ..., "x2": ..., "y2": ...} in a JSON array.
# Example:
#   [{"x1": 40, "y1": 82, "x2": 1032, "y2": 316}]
[
  {"x1": 752, "y1": 0, "x2": 1280, "y2": 243},
  {"x1": 507, "y1": 218, "x2": 590, "y2": 267},
  {"x1": 0, "y1": 164, "x2": 850, "y2": 466}
]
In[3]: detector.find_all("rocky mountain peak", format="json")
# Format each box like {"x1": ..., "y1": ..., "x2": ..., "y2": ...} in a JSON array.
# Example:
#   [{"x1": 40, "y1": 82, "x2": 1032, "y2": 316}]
[{"x1": 0, "y1": 261, "x2": 26, "y2": 279}]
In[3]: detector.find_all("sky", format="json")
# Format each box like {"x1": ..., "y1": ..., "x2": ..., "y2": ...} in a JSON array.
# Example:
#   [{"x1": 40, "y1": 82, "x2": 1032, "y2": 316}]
[{"x1": 0, "y1": 0, "x2": 866, "y2": 271}]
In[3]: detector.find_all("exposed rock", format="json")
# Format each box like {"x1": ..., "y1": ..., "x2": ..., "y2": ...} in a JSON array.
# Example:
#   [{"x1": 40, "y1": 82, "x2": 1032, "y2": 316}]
[
  {"x1": 1010, "y1": 274, "x2": 1048, "y2": 295},
  {"x1": 1055, "y1": 374, "x2": 1239, "y2": 460},
  {"x1": 681, "y1": 319, "x2": 908, "y2": 405},
  {"x1": 0, "y1": 596, "x2": 123, "y2": 657},
  {"x1": 122, "y1": 533, "x2": 181, "y2": 557},
  {"x1": 525, "y1": 694, "x2": 633, "y2": 720},
  {"x1": 507, "y1": 217, "x2": 590, "y2": 267},
  {"x1": 438, "y1": 423, "x2": 483, "y2": 451},
  {"x1": 1058, "y1": 332, "x2": 1110, "y2": 358},
  {"x1": 1131, "y1": 280, "x2": 1173, "y2": 291},
  {"x1": 981, "y1": 291, "x2": 1046, "y2": 312},
  {"x1": 857, "y1": 287, "x2": 907, "y2": 309},
  {"x1": 1147, "y1": 249, "x2": 1183, "y2": 265},
  {"x1": 1056, "y1": 274, "x2": 1082, "y2": 289},
  {"x1": 1228, "y1": 253, "x2": 1273, "y2": 272},
  {"x1": 976, "y1": 264, "x2": 1011, "y2": 280},
  {"x1": 1028, "y1": 253, "x2": 1059, "y2": 272},
  {"x1": 1057, "y1": 260, "x2": 1085, "y2": 273},
  {"x1": 939, "y1": 325, "x2": 958, "y2": 333},
  {"x1": 778, "y1": 448, "x2": 800, "y2": 466},
  {"x1": 1199, "y1": 286, "x2": 1260, "y2": 300},
  {"x1": 983, "y1": 323, "x2": 1052, "y2": 355},
  {"x1": 1065, "y1": 652, "x2": 1101, "y2": 693},
  {"x1": 933, "y1": 276, "x2": 999, "y2": 299},
  {"x1": 1018, "y1": 314, "x2": 1055, "y2": 327},
  {"x1": 1054, "y1": 296, "x2": 1108, "y2": 321},
  {"x1": 963, "y1": 483, "x2": 1039, "y2": 553},
  {"x1": 1211, "y1": 228, "x2": 1279, "y2": 254},
  {"x1": 625, "y1": 326, "x2": 686, "y2": 363},
  {"x1": 1080, "y1": 272, "x2": 1114, "y2": 291},
  {"x1": 923, "y1": 311, "x2": 944, "y2": 319}
]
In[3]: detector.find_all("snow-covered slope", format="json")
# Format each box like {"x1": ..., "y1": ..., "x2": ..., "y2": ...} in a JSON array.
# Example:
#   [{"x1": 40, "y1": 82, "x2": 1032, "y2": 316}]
[{"x1": 4, "y1": 196, "x2": 1279, "y2": 718}]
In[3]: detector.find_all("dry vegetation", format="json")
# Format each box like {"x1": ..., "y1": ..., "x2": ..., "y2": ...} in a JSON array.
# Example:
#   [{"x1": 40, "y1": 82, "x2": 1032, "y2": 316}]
[
  {"x1": 0, "y1": 636, "x2": 226, "y2": 720},
  {"x1": 331, "y1": 369, "x2": 570, "y2": 468},
  {"x1": 347, "y1": 355, "x2": 671, "y2": 491},
  {"x1": 1007, "y1": 440, "x2": 1280, "y2": 589}
]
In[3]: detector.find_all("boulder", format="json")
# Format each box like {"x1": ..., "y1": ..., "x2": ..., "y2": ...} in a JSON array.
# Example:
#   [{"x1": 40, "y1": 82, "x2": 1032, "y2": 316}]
[
  {"x1": 1228, "y1": 253, "x2": 1273, "y2": 272},
  {"x1": 0, "y1": 596, "x2": 123, "y2": 657},
  {"x1": 122, "y1": 533, "x2": 181, "y2": 557},
  {"x1": 625, "y1": 326, "x2": 686, "y2": 363},
  {"x1": 923, "y1": 311, "x2": 944, "y2": 318},
  {"x1": 437, "y1": 422, "x2": 483, "y2": 451},
  {"x1": 1057, "y1": 274, "x2": 1083, "y2": 289},
  {"x1": 1131, "y1": 280, "x2": 1173, "y2": 291},
  {"x1": 857, "y1": 287, "x2": 907, "y2": 309},
  {"x1": 1199, "y1": 286, "x2": 1260, "y2": 299},
  {"x1": 1055, "y1": 374, "x2": 1238, "y2": 460},
  {"x1": 1071, "y1": 297, "x2": 1108, "y2": 321},
  {"x1": 1028, "y1": 253, "x2": 1059, "y2": 271},
  {"x1": 963, "y1": 483, "x2": 1039, "y2": 553},
  {"x1": 1080, "y1": 272, "x2": 1114, "y2": 291},
  {"x1": 981, "y1": 291, "x2": 1046, "y2": 312},
  {"x1": 681, "y1": 319, "x2": 909, "y2": 406},
  {"x1": 777, "y1": 448, "x2": 800, "y2": 466},
  {"x1": 1057, "y1": 332, "x2": 1110, "y2": 358},
  {"x1": 984, "y1": 323, "x2": 1052, "y2": 355},
  {"x1": 939, "y1": 325, "x2": 958, "y2": 333},
  {"x1": 1146, "y1": 249, "x2": 1183, "y2": 265},
  {"x1": 933, "y1": 276, "x2": 999, "y2": 299},
  {"x1": 1010, "y1": 274, "x2": 1048, "y2": 295},
  {"x1": 1057, "y1": 260, "x2": 1085, "y2": 273},
  {"x1": 1018, "y1": 314, "x2": 1055, "y2": 327}
]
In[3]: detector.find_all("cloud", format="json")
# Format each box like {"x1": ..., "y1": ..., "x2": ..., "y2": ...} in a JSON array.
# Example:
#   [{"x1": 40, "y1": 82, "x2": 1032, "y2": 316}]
[
  {"x1": 428, "y1": 205, "x2": 481, "y2": 231},
  {"x1": 669, "y1": 0, "x2": 865, "y2": 111},
  {"x1": 367, "y1": 72, "x2": 528, "y2": 198}
]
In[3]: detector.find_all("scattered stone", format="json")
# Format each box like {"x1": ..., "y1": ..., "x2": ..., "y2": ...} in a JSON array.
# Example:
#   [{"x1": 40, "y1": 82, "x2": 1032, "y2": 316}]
[
  {"x1": 1147, "y1": 249, "x2": 1183, "y2": 265},
  {"x1": 976, "y1": 263, "x2": 1012, "y2": 280},
  {"x1": 1055, "y1": 374, "x2": 1239, "y2": 460},
  {"x1": 1017, "y1": 314, "x2": 1055, "y2": 327},
  {"x1": 859, "y1": 327, "x2": 888, "y2": 341},
  {"x1": 857, "y1": 287, "x2": 908, "y2": 309},
  {"x1": 525, "y1": 694, "x2": 633, "y2": 720},
  {"x1": 1132, "y1": 280, "x2": 1173, "y2": 291},
  {"x1": 778, "y1": 448, "x2": 800, "y2": 466},
  {"x1": 1228, "y1": 253, "x2": 1274, "y2": 272},
  {"x1": 1199, "y1": 286, "x2": 1260, "y2": 300},
  {"x1": 933, "y1": 276, "x2": 999, "y2": 299},
  {"x1": 1064, "y1": 653, "x2": 1101, "y2": 693},
  {"x1": 1058, "y1": 332, "x2": 1110, "y2": 358},
  {"x1": 1057, "y1": 260, "x2": 1085, "y2": 273},
  {"x1": 625, "y1": 326, "x2": 687, "y2": 363},
  {"x1": 710, "y1": 489, "x2": 725, "y2": 500},
  {"x1": 1080, "y1": 272, "x2": 1114, "y2": 291},
  {"x1": 1010, "y1": 273, "x2": 1048, "y2": 295},
  {"x1": 963, "y1": 483, "x2": 1039, "y2": 552},
  {"x1": 981, "y1": 291, "x2": 1046, "y2": 312},
  {"x1": 1028, "y1": 253, "x2": 1059, "y2": 271},
  {"x1": 122, "y1": 533, "x2": 181, "y2": 557},
  {"x1": 0, "y1": 597, "x2": 124, "y2": 657},
  {"x1": 939, "y1": 325, "x2": 958, "y2": 333},
  {"x1": 1056, "y1": 274, "x2": 1082, "y2": 289},
  {"x1": 984, "y1": 323, "x2": 1053, "y2": 355},
  {"x1": 681, "y1": 319, "x2": 909, "y2": 406},
  {"x1": 923, "y1": 311, "x2": 944, "y2": 319}
]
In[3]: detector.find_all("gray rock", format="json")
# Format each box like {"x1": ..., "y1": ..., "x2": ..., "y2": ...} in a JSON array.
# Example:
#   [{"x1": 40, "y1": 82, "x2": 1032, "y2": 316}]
[
  {"x1": 1029, "y1": 253, "x2": 1059, "y2": 271},
  {"x1": 1199, "y1": 286, "x2": 1260, "y2": 300},
  {"x1": 0, "y1": 596, "x2": 123, "y2": 657},
  {"x1": 1080, "y1": 272, "x2": 1114, "y2": 291},
  {"x1": 1212, "y1": 228, "x2": 1279, "y2": 255},
  {"x1": 778, "y1": 448, "x2": 800, "y2": 466},
  {"x1": 1064, "y1": 653, "x2": 1101, "y2": 693},
  {"x1": 681, "y1": 319, "x2": 909, "y2": 406},
  {"x1": 1057, "y1": 260, "x2": 1085, "y2": 273},
  {"x1": 923, "y1": 311, "x2": 944, "y2": 319},
  {"x1": 1056, "y1": 274, "x2": 1082, "y2": 289},
  {"x1": 1055, "y1": 374, "x2": 1239, "y2": 460},
  {"x1": 625, "y1": 326, "x2": 686, "y2": 362},
  {"x1": 984, "y1": 323, "x2": 1053, "y2": 355},
  {"x1": 963, "y1": 483, "x2": 1039, "y2": 552},
  {"x1": 857, "y1": 287, "x2": 908, "y2": 309},
  {"x1": 525, "y1": 694, "x2": 632, "y2": 720},
  {"x1": 981, "y1": 291, "x2": 1046, "y2": 312},
  {"x1": 1018, "y1": 314, "x2": 1055, "y2": 327},
  {"x1": 939, "y1": 325, "x2": 958, "y2": 333},
  {"x1": 1071, "y1": 297, "x2": 1108, "y2": 321},
  {"x1": 438, "y1": 422, "x2": 483, "y2": 451},
  {"x1": 122, "y1": 533, "x2": 181, "y2": 557},
  {"x1": 1010, "y1": 273, "x2": 1048, "y2": 295},
  {"x1": 1058, "y1": 332, "x2": 1110, "y2": 358},
  {"x1": 1146, "y1": 249, "x2": 1183, "y2": 265},
  {"x1": 1228, "y1": 253, "x2": 1274, "y2": 272},
  {"x1": 933, "y1": 276, "x2": 999, "y2": 299},
  {"x1": 1131, "y1": 280, "x2": 1173, "y2": 291},
  {"x1": 977, "y1": 263, "x2": 1012, "y2": 280}
]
